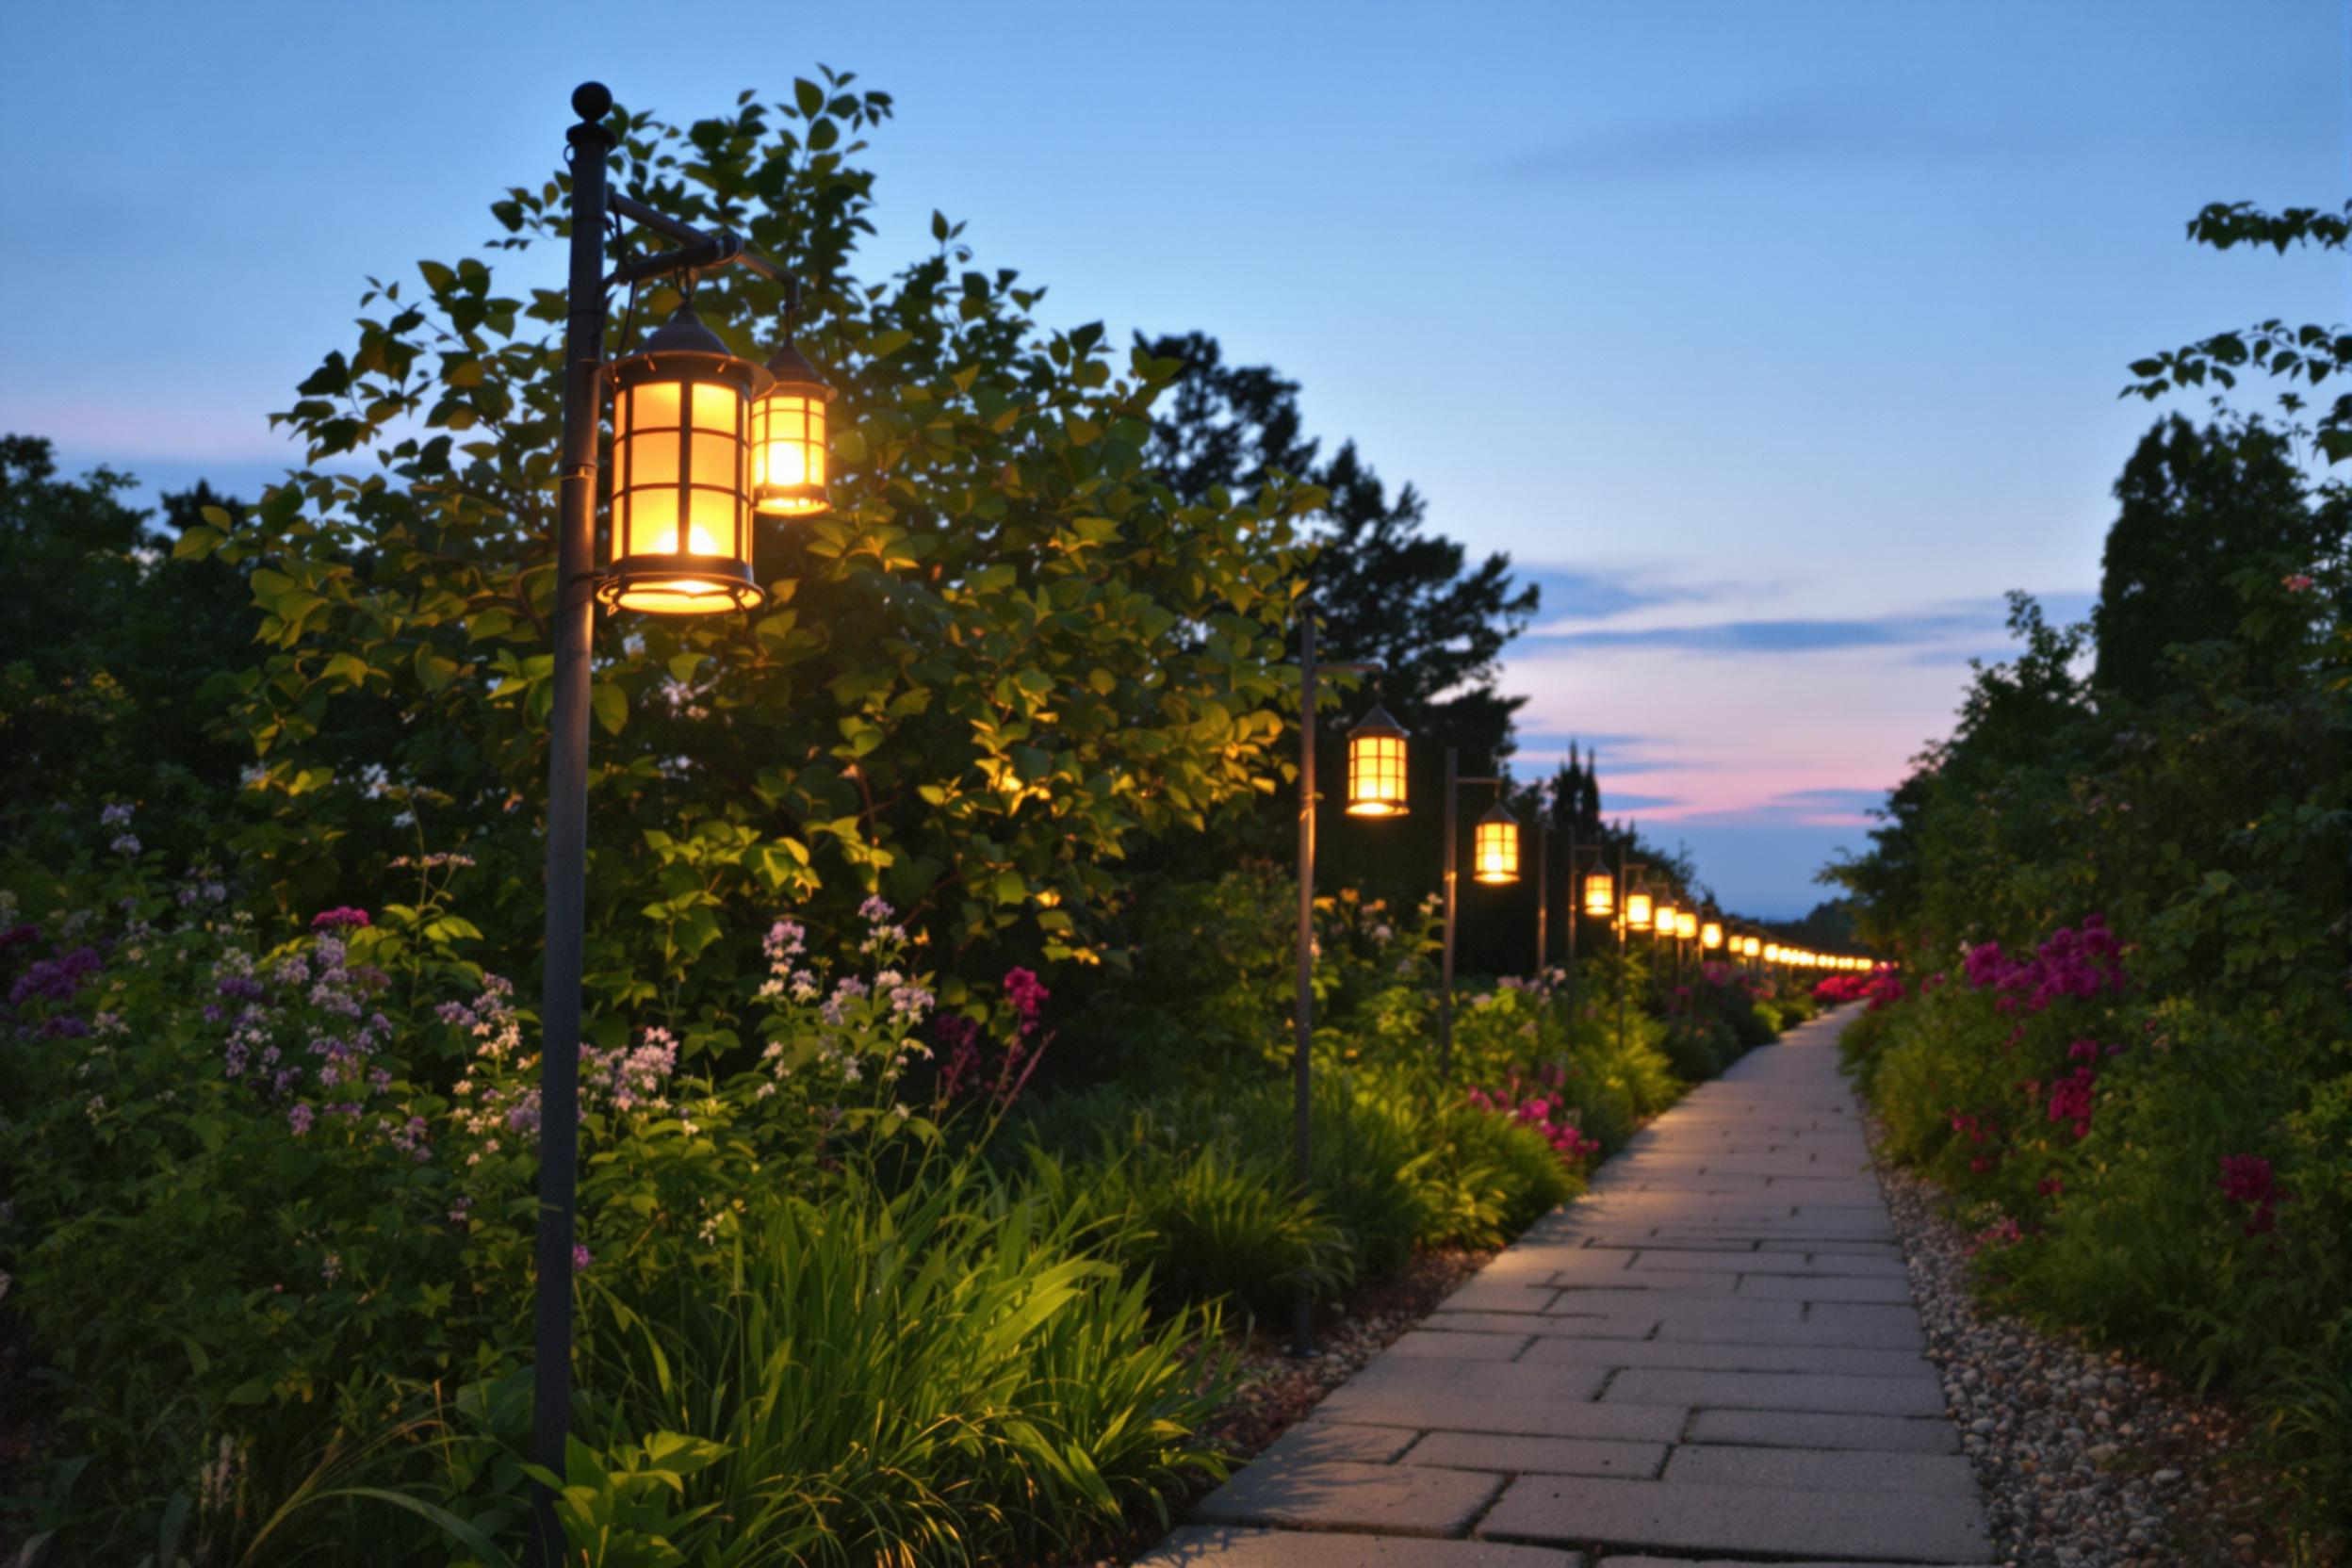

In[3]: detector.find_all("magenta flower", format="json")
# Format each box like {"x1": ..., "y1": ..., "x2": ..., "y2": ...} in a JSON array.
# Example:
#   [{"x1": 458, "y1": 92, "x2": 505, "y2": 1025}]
[{"x1": 311, "y1": 907, "x2": 370, "y2": 931}]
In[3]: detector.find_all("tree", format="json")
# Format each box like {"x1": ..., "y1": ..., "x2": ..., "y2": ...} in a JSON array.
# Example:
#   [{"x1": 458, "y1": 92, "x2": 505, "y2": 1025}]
[
  {"x1": 0, "y1": 437, "x2": 253, "y2": 858},
  {"x1": 182, "y1": 78, "x2": 1321, "y2": 1031},
  {"x1": 1136, "y1": 331, "x2": 1538, "y2": 770},
  {"x1": 2092, "y1": 416, "x2": 2323, "y2": 705},
  {"x1": 2125, "y1": 200, "x2": 2352, "y2": 463}
]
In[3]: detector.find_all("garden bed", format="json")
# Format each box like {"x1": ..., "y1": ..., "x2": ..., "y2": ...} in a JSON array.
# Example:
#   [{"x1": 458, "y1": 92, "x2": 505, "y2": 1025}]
[{"x1": 1872, "y1": 1124, "x2": 2339, "y2": 1568}]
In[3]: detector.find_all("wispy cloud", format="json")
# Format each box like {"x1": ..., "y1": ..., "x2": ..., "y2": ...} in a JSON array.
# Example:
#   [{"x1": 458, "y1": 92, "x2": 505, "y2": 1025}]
[{"x1": 1490, "y1": 101, "x2": 2035, "y2": 183}]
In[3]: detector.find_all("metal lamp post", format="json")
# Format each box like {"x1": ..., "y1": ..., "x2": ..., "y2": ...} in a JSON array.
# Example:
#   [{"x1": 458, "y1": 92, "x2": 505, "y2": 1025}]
[
  {"x1": 1290, "y1": 603, "x2": 1399, "y2": 1356},
  {"x1": 1437, "y1": 747, "x2": 1519, "y2": 1082},
  {"x1": 532, "y1": 81, "x2": 833, "y2": 1560}
]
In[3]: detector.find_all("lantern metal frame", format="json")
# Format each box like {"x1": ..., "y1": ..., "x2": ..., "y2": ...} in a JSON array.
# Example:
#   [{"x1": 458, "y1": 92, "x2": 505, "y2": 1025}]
[
  {"x1": 750, "y1": 277, "x2": 833, "y2": 517},
  {"x1": 1472, "y1": 797, "x2": 1523, "y2": 886},
  {"x1": 596, "y1": 304, "x2": 767, "y2": 614},
  {"x1": 1344, "y1": 701, "x2": 1412, "y2": 817}
]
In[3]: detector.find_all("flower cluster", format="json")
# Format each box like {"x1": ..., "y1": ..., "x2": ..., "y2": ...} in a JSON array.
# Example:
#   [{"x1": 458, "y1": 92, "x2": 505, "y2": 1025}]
[
  {"x1": 2217, "y1": 1153, "x2": 2287, "y2": 1237},
  {"x1": 1961, "y1": 915, "x2": 2126, "y2": 1014},
  {"x1": 1464, "y1": 1067, "x2": 1603, "y2": 1168},
  {"x1": 1812, "y1": 968, "x2": 1903, "y2": 1011}
]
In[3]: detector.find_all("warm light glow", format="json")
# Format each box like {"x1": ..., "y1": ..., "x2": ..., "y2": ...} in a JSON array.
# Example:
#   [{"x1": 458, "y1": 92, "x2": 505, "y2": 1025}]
[
  {"x1": 1346, "y1": 705, "x2": 1411, "y2": 817},
  {"x1": 1675, "y1": 910, "x2": 1697, "y2": 940},
  {"x1": 1701, "y1": 921, "x2": 1723, "y2": 950},
  {"x1": 750, "y1": 389, "x2": 829, "y2": 515},
  {"x1": 602, "y1": 308, "x2": 762, "y2": 615},
  {"x1": 1625, "y1": 890, "x2": 1654, "y2": 928},
  {"x1": 1473, "y1": 806, "x2": 1521, "y2": 884},
  {"x1": 1653, "y1": 901, "x2": 1677, "y2": 936},
  {"x1": 1742, "y1": 935, "x2": 1762, "y2": 958},
  {"x1": 1764, "y1": 943, "x2": 1783, "y2": 964},
  {"x1": 1581, "y1": 871, "x2": 1615, "y2": 918}
]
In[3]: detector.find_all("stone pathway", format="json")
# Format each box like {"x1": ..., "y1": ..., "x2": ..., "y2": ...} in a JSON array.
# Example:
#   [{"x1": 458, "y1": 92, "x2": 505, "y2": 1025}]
[{"x1": 1137, "y1": 1009, "x2": 1996, "y2": 1568}]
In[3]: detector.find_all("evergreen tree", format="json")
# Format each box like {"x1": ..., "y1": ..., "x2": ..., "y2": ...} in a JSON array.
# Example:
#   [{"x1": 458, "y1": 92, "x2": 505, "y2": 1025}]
[{"x1": 2092, "y1": 416, "x2": 2322, "y2": 705}]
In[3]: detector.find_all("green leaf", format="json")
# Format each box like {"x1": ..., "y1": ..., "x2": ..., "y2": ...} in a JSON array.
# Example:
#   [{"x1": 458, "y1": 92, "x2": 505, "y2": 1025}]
[
  {"x1": 793, "y1": 78, "x2": 825, "y2": 117},
  {"x1": 591, "y1": 683, "x2": 628, "y2": 735}
]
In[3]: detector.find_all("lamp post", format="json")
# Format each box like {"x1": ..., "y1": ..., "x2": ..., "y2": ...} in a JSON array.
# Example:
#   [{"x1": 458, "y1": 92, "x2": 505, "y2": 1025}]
[
  {"x1": 1533, "y1": 798, "x2": 1549, "y2": 979},
  {"x1": 1290, "y1": 605, "x2": 1400, "y2": 1356},
  {"x1": 1439, "y1": 746, "x2": 1518, "y2": 1081},
  {"x1": 531, "y1": 81, "x2": 832, "y2": 1561},
  {"x1": 1618, "y1": 857, "x2": 1649, "y2": 1057}
]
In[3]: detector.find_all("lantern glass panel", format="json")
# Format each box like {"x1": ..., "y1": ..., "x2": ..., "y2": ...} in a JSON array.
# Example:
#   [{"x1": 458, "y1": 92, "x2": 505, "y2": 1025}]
[
  {"x1": 1676, "y1": 910, "x2": 1697, "y2": 939},
  {"x1": 1473, "y1": 816, "x2": 1521, "y2": 883},
  {"x1": 1581, "y1": 871, "x2": 1614, "y2": 917},
  {"x1": 1654, "y1": 902, "x2": 1677, "y2": 935},
  {"x1": 1701, "y1": 921, "x2": 1723, "y2": 949},
  {"x1": 1346, "y1": 730, "x2": 1409, "y2": 816},
  {"x1": 1625, "y1": 890, "x2": 1653, "y2": 927},
  {"x1": 751, "y1": 390, "x2": 830, "y2": 515}
]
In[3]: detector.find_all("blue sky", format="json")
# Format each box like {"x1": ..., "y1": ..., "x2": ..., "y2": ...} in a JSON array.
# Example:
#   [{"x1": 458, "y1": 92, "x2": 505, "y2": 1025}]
[{"x1": 3, "y1": 0, "x2": 2344, "y2": 916}]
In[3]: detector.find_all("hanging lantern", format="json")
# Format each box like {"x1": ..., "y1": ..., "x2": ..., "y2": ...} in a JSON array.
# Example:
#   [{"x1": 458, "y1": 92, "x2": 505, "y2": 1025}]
[
  {"x1": 1742, "y1": 935, "x2": 1762, "y2": 958},
  {"x1": 1581, "y1": 868, "x2": 1615, "y2": 918},
  {"x1": 1675, "y1": 909, "x2": 1698, "y2": 940},
  {"x1": 600, "y1": 305, "x2": 763, "y2": 614},
  {"x1": 1764, "y1": 942, "x2": 1783, "y2": 964},
  {"x1": 1653, "y1": 900, "x2": 1677, "y2": 936},
  {"x1": 1701, "y1": 920, "x2": 1723, "y2": 951},
  {"x1": 749, "y1": 330, "x2": 833, "y2": 518},
  {"x1": 1472, "y1": 800, "x2": 1522, "y2": 884},
  {"x1": 1624, "y1": 883, "x2": 1654, "y2": 930},
  {"x1": 1346, "y1": 704, "x2": 1411, "y2": 817}
]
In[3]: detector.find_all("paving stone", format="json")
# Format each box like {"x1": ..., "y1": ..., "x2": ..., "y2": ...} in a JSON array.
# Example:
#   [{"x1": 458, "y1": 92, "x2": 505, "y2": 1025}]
[
  {"x1": 1444, "y1": 1279, "x2": 1560, "y2": 1314},
  {"x1": 1140, "y1": 1527, "x2": 1583, "y2": 1565},
  {"x1": 1737, "y1": 1271, "x2": 1916, "y2": 1302},
  {"x1": 1650, "y1": 1315, "x2": 1925, "y2": 1351},
  {"x1": 1193, "y1": 1458, "x2": 1504, "y2": 1536},
  {"x1": 1313, "y1": 1363, "x2": 1685, "y2": 1443},
  {"x1": 1804, "y1": 1300, "x2": 1931, "y2": 1334},
  {"x1": 1626, "y1": 1250, "x2": 1907, "y2": 1280},
  {"x1": 1428, "y1": 1310, "x2": 1659, "y2": 1340},
  {"x1": 1388, "y1": 1329, "x2": 1531, "y2": 1361},
  {"x1": 1404, "y1": 1431, "x2": 1666, "y2": 1478},
  {"x1": 1478, "y1": 1474, "x2": 1990, "y2": 1561},
  {"x1": 1685, "y1": 1408, "x2": 1960, "y2": 1453},
  {"x1": 1664, "y1": 1443, "x2": 1979, "y2": 1494},
  {"x1": 1257, "y1": 1422, "x2": 1420, "y2": 1465},
  {"x1": 1518, "y1": 1336, "x2": 1935, "y2": 1379},
  {"x1": 1597, "y1": 1558, "x2": 1992, "y2": 1568},
  {"x1": 1604, "y1": 1367, "x2": 1946, "y2": 1415}
]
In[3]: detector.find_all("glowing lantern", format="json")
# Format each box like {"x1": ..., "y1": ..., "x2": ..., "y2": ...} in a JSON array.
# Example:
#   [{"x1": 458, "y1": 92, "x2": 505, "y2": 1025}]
[
  {"x1": 1701, "y1": 920, "x2": 1723, "y2": 950},
  {"x1": 1472, "y1": 801, "x2": 1522, "y2": 884},
  {"x1": 749, "y1": 330, "x2": 832, "y2": 517},
  {"x1": 1764, "y1": 942, "x2": 1783, "y2": 964},
  {"x1": 1653, "y1": 900, "x2": 1677, "y2": 936},
  {"x1": 1346, "y1": 704, "x2": 1411, "y2": 816},
  {"x1": 599, "y1": 306, "x2": 764, "y2": 614},
  {"x1": 1742, "y1": 935, "x2": 1761, "y2": 958},
  {"x1": 1581, "y1": 870, "x2": 1615, "y2": 918},
  {"x1": 1625, "y1": 885, "x2": 1654, "y2": 929},
  {"x1": 1676, "y1": 910, "x2": 1697, "y2": 940}
]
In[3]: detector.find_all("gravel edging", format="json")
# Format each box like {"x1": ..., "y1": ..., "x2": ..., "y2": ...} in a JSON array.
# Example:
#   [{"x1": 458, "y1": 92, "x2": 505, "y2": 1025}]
[{"x1": 1870, "y1": 1118, "x2": 2332, "y2": 1568}]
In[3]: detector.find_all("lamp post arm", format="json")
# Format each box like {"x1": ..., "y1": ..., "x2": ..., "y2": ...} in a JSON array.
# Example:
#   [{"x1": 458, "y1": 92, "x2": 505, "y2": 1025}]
[{"x1": 607, "y1": 190, "x2": 794, "y2": 286}]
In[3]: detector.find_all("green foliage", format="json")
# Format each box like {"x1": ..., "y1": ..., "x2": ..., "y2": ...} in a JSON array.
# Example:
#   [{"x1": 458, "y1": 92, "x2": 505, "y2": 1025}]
[
  {"x1": 1831, "y1": 403, "x2": 2351, "y2": 1538},
  {"x1": 179, "y1": 81, "x2": 1319, "y2": 1016},
  {"x1": 2123, "y1": 200, "x2": 2352, "y2": 463},
  {"x1": 0, "y1": 438, "x2": 254, "y2": 861}
]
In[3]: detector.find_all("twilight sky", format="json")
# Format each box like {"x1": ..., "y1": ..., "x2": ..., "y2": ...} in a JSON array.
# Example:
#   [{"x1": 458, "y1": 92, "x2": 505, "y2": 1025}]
[{"x1": 3, "y1": 0, "x2": 2344, "y2": 916}]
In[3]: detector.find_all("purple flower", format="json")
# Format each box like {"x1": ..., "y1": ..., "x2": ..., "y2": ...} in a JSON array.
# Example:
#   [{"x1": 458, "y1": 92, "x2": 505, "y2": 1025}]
[
  {"x1": 288, "y1": 1102, "x2": 316, "y2": 1135},
  {"x1": 101, "y1": 803, "x2": 135, "y2": 827},
  {"x1": 572, "y1": 1243, "x2": 593, "y2": 1272},
  {"x1": 310, "y1": 906, "x2": 370, "y2": 932},
  {"x1": 109, "y1": 835, "x2": 141, "y2": 857}
]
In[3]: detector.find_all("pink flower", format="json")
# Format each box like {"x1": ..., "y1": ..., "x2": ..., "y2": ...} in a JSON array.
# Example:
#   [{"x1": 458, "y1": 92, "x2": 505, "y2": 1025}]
[
  {"x1": 572, "y1": 1243, "x2": 594, "y2": 1271},
  {"x1": 2218, "y1": 1154, "x2": 2286, "y2": 1236},
  {"x1": 2282, "y1": 574, "x2": 2314, "y2": 593},
  {"x1": 311, "y1": 907, "x2": 370, "y2": 931}
]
